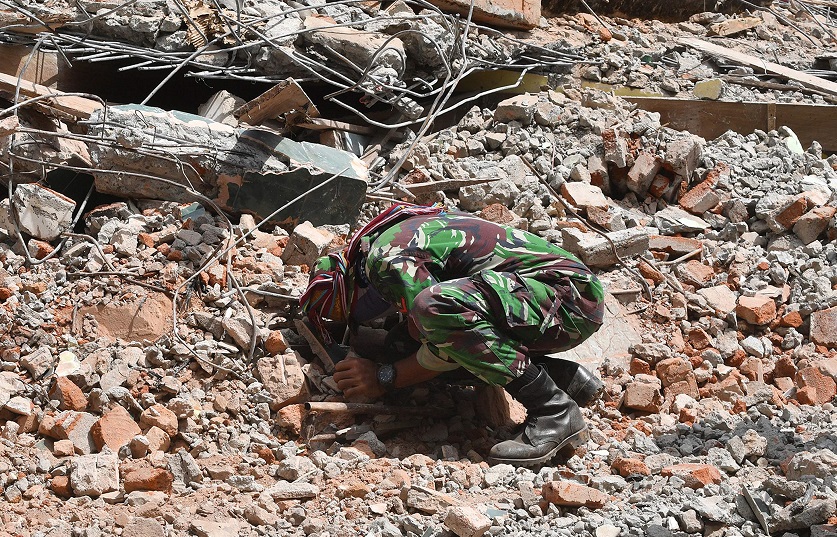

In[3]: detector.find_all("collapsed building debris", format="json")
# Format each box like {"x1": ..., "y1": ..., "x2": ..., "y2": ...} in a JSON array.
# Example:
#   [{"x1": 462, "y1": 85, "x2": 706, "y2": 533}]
[{"x1": 1, "y1": 0, "x2": 837, "y2": 535}]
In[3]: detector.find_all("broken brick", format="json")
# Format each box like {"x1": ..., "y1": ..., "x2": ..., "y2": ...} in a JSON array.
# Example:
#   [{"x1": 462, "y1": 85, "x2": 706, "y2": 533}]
[
  {"x1": 795, "y1": 367, "x2": 837, "y2": 405},
  {"x1": 612, "y1": 457, "x2": 650, "y2": 477},
  {"x1": 91, "y1": 405, "x2": 142, "y2": 452},
  {"x1": 810, "y1": 306, "x2": 837, "y2": 348},
  {"x1": 661, "y1": 463, "x2": 722, "y2": 488},
  {"x1": 774, "y1": 196, "x2": 809, "y2": 229},
  {"x1": 623, "y1": 382, "x2": 662, "y2": 413},
  {"x1": 542, "y1": 481, "x2": 608, "y2": 508},
  {"x1": 49, "y1": 377, "x2": 88, "y2": 412},
  {"x1": 123, "y1": 467, "x2": 173, "y2": 493},
  {"x1": 655, "y1": 358, "x2": 694, "y2": 387},
  {"x1": 736, "y1": 295, "x2": 776, "y2": 326}
]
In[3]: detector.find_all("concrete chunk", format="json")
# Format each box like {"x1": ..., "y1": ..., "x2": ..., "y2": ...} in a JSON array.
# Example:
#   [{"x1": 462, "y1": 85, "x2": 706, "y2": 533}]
[
  {"x1": 561, "y1": 227, "x2": 649, "y2": 268},
  {"x1": 280, "y1": 221, "x2": 335, "y2": 268},
  {"x1": 0, "y1": 184, "x2": 76, "y2": 241},
  {"x1": 70, "y1": 453, "x2": 119, "y2": 496}
]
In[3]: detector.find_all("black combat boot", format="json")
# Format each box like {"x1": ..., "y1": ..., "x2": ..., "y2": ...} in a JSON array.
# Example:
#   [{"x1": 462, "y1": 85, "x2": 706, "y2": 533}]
[
  {"x1": 488, "y1": 365, "x2": 588, "y2": 467},
  {"x1": 533, "y1": 356, "x2": 604, "y2": 408}
]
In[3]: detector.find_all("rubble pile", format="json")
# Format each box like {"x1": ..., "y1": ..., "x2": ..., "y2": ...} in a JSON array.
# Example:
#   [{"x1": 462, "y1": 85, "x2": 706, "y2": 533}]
[{"x1": 1, "y1": 0, "x2": 837, "y2": 536}]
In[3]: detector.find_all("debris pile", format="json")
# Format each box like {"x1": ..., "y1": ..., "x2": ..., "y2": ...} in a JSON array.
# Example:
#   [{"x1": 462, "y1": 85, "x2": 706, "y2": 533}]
[{"x1": 1, "y1": 0, "x2": 837, "y2": 536}]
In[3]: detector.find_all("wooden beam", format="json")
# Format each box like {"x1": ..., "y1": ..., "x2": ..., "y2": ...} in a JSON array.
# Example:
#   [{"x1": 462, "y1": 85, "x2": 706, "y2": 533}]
[
  {"x1": 0, "y1": 71, "x2": 100, "y2": 119},
  {"x1": 680, "y1": 37, "x2": 837, "y2": 97},
  {"x1": 625, "y1": 97, "x2": 837, "y2": 153},
  {"x1": 234, "y1": 78, "x2": 319, "y2": 126}
]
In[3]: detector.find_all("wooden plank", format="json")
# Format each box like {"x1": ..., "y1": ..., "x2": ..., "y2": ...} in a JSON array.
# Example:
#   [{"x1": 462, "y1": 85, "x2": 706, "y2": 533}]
[
  {"x1": 234, "y1": 78, "x2": 319, "y2": 126},
  {"x1": 680, "y1": 37, "x2": 837, "y2": 97},
  {"x1": 624, "y1": 97, "x2": 837, "y2": 153},
  {"x1": 0, "y1": 71, "x2": 100, "y2": 119}
]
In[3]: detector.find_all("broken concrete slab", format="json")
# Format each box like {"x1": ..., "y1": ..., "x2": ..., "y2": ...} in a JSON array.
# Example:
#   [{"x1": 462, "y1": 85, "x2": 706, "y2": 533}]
[
  {"x1": 561, "y1": 226, "x2": 649, "y2": 268},
  {"x1": 87, "y1": 105, "x2": 368, "y2": 227},
  {"x1": 0, "y1": 183, "x2": 76, "y2": 241}
]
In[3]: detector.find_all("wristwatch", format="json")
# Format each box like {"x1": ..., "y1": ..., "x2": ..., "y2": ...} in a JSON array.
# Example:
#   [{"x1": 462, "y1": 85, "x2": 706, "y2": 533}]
[{"x1": 377, "y1": 363, "x2": 397, "y2": 392}]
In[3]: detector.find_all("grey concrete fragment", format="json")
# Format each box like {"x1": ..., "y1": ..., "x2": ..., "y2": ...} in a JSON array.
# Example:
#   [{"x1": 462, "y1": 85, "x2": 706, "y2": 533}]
[
  {"x1": 70, "y1": 453, "x2": 119, "y2": 496},
  {"x1": 169, "y1": 450, "x2": 202, "y2": 485},
  {"x1": 561, "y1": 227, "x2": 649, "y2": 268},
  {"x1": 0, "y1": 184, "x2": 76, "y2": 241},
  {"x1": 654, "y1": 206, "x2": 709, "y2": 234},
  {"x1": 266, "y1": 481, "x2": 319, "y2": 499}
]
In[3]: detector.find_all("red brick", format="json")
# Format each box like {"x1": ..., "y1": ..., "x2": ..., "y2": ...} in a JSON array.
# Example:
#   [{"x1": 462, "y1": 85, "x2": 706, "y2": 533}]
[
  {"x1": 637, "y1": 259, "x2": 665, "y2": 285},
  {"x1": 629, "y1": 358, "x2": 652, "y2": 376},
  {"x1": 123, "y1": 467, "x2": 173, "y2": 493},
  {"x1": 736, "y1": 296, "x2": 776, "y2": 325},
  {"x1": 0, "y1": 287, "x2": 12, "y2": 301},
  {"x1": 542, "y1": 481, "x2": 608, "y2": 508},
  {"x1": 740, "y1": 357, "x2": 764, "y2": 382},
  {"x1": 28, "y1": 240, "x2": 54, "y2": 260},
  {"x1": 91, "y1": 405, "x2": 141, "y2": 452},
  {"x1": 627, "y1": 152, "x2": 662, "y2": 196},
  {"x1": 774, "y1": 376, "x2": 795, "y2": 393},
  {"x1": 676, "y1": 260, "x2": 714, "y2": 288},
  {"x1": 648, "y1": 174, "x2": 671, "y2": 199},
  {"x1": 655, "y1": 358, "x2": 694, "y2": 387},
  {"x1": 49, "y1": 377, "x2": 88, "y2": 411},
  {"x1": 50, "y1": 476, "x2": 72, "y2": 498},
  {"x1": 480, "y1": 204, "x2": 515, "y2": 225},
  {"x1": 810, "y1": 306, "x2": 837, "y2": 348},
  {"x1": 139, "y1": 404, "x2": 178, "y2": 437},
  {"x1": 137, "y1": 232, "x2": 155, "y2": 248},
  {"x1": 774, "y1": 197, "x2": 809, "y2": 229},
  {"x1": 686, "y1": 328, "x2": 711, "y2": 350},
  {"x1": 795, "y1": 367, "x2": 837, "y2": 405},
  {"x1": 665, "y1": 377, "x2": 700, "y2": 400},
  {"x1": 679, "y1": 407, "x2": 698, "y2": 425},
  {"x1": 780, "y1": 310, "x2": 804, "y2": 328},
  {"x1": 661, "y1": 463, "x2": 722, "y2": 488},
  {"x1": 623, "y1": 382, "x2": 662, "y2": 413},
  {"x1": 793, "y1": 206, "x2": 836, "y2": 245},
  {"x1": 265, "y1": 330, "x2": 289, "y2": 355},
  {"x1": 612, "y1": 457, "x2": 650, "y2": 477},
  {"x1": 679, "y1": 177, "x2": 720, "y2": 214}
]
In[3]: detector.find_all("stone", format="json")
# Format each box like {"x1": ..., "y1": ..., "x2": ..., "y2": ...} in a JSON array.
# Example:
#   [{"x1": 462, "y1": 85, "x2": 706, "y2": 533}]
[
  {"x1": 736, "y1": 295, "x2": 776, "y2": 325},
  {"x1": 679, "y1": 178, "x2": 719, "y2": 215},
  {"x1": 266, "y1": 481, "x2": 320, "y2": 500},
  {"x1": 123, "y1": 467, "x2": 173, "y2": 493},
  {"x1": 168, "y1": 450, "x2": 202, "y2": 485},
  {"x1": 698, "y1": 285, "x2": 738, "y2": 315},
  {"x1": 21, "y1": 347, "x2": 53, "y2": 380},
  {"x1": 665, "y1": 136, "x2": 703, "y2": 183},
  {"x1": 655, "y1": 358, "x2": 693, "y2": 387},
  {"x1": 191, "y1": 519, "x2": 243, "y2": 537},
  {"x1": 661, "y1": 463, "x2": 722, "y2": 488},
  {"x1": 146, "y1": 426, "x2": 171, "y2": 452},
  {"x1": 79, "y1": 292, "x2": 172, "y2": 342},
  {"x1": 1, "y1": 183, "x2": 76, "y2": 241},
  {"x1": 256, "y1": 352, "x2": 307, "y2": 409},
  {"x1": 265, "y1": 330, "x2": 289, "y2": 355},
  {"x1": 693, "y1": 78, "x2": 726, "y2": 100},
  {"x1": 493, "y1": 94, "x2": 539, "y2": 125},
  {"x1": 140, "y1": 404, "x2": 178, "y2": 437},
  {"x1": 53, "y1": 439, "x2": 75, "y2": 457},
  {"x1": 654, "y1": 206, "x2": 709, "y2": 234},
  {"x1": 811, "y1": 306, "x2": 837, "y2": 348},
  {"x1": 49, "y1": 377, "x2": 88, "y2": 411},
  {"x1": 51, "y1": 411, "x2": 98, "y2": 455},
  {"x1": 626, "y1": 152, "x2": 662, "y2": 196},
  {"x1": 561, "y1": 182, "x2": 609, "y2": 212},
  {"x1": 50, "y1": 475, "x2": 72, "y2": 498},
  {"x1": 444, "y1": 506, "x2": 491, "y2": 537},
  {"x1": 796, "y1": 367, "x2": 837, "y2": 405},
  {"x1": 623, "y1": 381, "x2": 662, "y2": 412},
  {"x1": 542, "y1": 481, "x2": 608, "y2": 508},
  {"x1": 612, "y1": 457, "x2": 650, "y2": 477},
  {"x1": 675, "y1": 260, "x2": 714, "y2": 288},
  {"x1": 122, "y1": 519, "x2": 166, "y2": 537},
  {"x1": 0, "y1": 372, "x2": 25, "y2": 407},
  {"x1": 91, "y1": 405, "x2": 141, "y2": 452},
  {"x1": 70, "y1": 453, "x2": 120, "y2": 496},
  {"x1": 602, "y1": 129, "x2": 628, "y2": 168},
  {"x1": 794, "y1": 206, "x2": 836, "y2": 244}
]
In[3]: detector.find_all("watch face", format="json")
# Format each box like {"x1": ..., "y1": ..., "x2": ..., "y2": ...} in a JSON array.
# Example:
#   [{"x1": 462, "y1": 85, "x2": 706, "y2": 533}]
[{"x1": 378, "y1": 364, "x2": 396, "y2": 387}]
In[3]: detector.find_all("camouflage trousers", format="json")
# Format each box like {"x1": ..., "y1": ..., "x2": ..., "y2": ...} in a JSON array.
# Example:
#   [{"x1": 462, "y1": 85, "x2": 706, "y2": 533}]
[{"x1": 410, "y1": 269, "x2": 604, "y2": 386}]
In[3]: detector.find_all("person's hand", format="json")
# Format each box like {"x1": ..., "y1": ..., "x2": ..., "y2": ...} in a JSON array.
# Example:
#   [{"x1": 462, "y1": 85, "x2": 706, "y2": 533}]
[{"x1": 333, "y1": 354, "x2": 385, "y2": 400}]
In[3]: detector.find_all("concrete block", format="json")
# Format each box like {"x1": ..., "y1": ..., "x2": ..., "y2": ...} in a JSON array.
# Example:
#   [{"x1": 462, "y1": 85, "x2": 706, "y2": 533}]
[
  {"x1": 280, "y1": 221, "x2": 335, "y2": 268},
  {"x1": 0, "y1": 183, "x2": 76, "y2": 241},
  {"x1": 561, "y1": 227, "x2": 649, "y2": 268}
]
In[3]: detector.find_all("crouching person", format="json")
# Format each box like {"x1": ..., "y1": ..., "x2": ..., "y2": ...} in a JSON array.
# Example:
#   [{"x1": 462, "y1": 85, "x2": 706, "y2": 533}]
[{"x1": 300, "y1": 203, "x2": 605, "y2": 466}]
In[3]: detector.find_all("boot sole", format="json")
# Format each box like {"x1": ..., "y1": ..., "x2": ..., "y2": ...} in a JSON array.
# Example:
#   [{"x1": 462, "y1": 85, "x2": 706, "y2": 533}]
[{"x1": 487, "y1": 427, "x2": 589, "y2": 467}]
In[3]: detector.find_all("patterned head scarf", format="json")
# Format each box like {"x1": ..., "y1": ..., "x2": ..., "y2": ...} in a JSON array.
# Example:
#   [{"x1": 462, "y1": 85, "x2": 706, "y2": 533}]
[{"x1": 299, "y1": 203, "x2": 445, "y2": 340}]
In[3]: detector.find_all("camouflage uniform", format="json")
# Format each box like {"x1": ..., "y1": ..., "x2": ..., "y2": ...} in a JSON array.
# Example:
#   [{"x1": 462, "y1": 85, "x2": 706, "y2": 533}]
[{"x1": 362, "y1": 212, "x2": 605, "y2": 386}]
